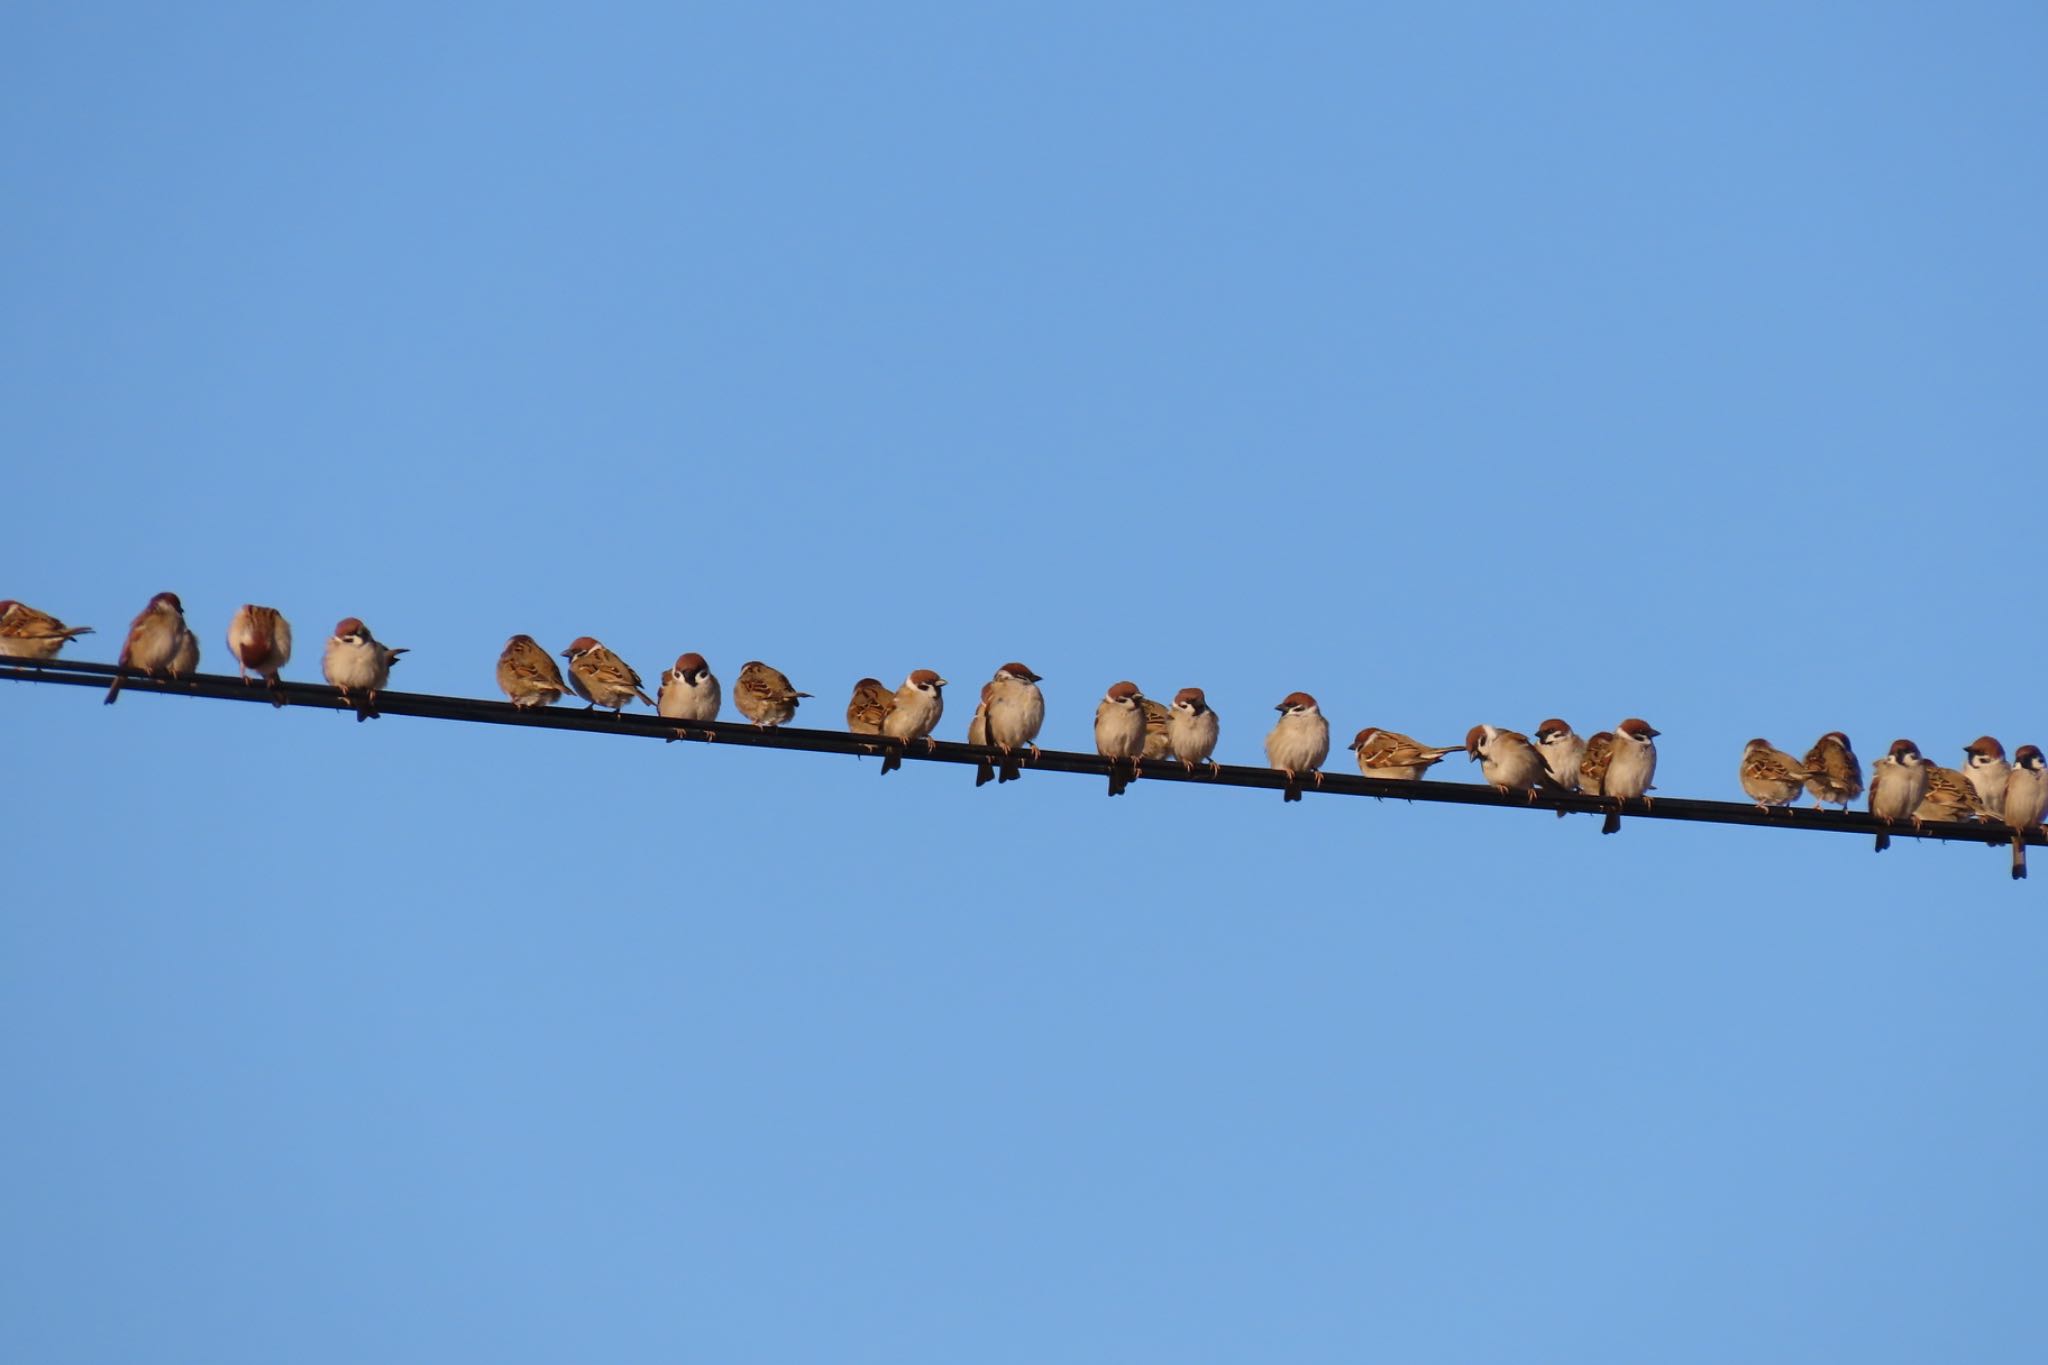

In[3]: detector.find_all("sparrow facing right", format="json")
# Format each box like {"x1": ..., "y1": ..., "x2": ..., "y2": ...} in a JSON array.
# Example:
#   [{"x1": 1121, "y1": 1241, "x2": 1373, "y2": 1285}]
[
  {"x1": 0, "y1": 600, "x2": 94, "y2": 659},
  {"x1": 324, "y1": 617, "x2": 407, "y2": 720},
  {"x1": 880, "y1": 669, "x2": 947, "y2": 774},
  {"x1": 497, "y1": 634, "x2": 572, "y2": 709},
  {"x1": 1916, "y1": 763, "x2": 1991, "y2": 824},
  {"x1": 2003, "y1": 745, "x2": 2047, "y2": 880},
  {"x1": 733, "y1": 660, "x2": 810, "y2": 728},
  {"x1": 1266, "y1": 692, "x2": 1330, "y2": 802},
  {"x1": 226, "y1": 604, "x2": 293, "y2": 705},
  {"x1": 103, "y1": 591, "x2": 195, "y2": 704},
  {"x1": 982, "y1": 662, "x2": 1045, "y2": 785},
  {"x1": 1869, "y1": 738, "x2": 1930, "y2": 852}
]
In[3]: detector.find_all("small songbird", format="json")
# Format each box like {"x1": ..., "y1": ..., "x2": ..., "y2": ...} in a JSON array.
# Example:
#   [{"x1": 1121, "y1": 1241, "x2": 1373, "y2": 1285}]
[
  {"x1": 1962, "y1": 736, "x2": 2011, "y2": 815},
  {"x1": 497, "y1": 634, "x2": 573, "y2": 709},
  {"x1": 1464, "y1": 723, "x2": 1553, "y2": 800},
  {"x1": 1140, "y1": 697, "x2": 1174, "y2": 762},
  {"x1": 1095, "y1": 681, "x2": 1148, "y2": 796},
  {"x1": 733, "y1": 660, "x2": 810, "y2": 728},
  {"x1": 0, "y1": 600, "x2": 94, "y2": 659},
  {"x1": 225, "y1": 604, "x2": 293, "y2": 703},
  {"x1": 845, "y1": 677, "x2": 894, "y2": 735},
  {"x1": 1868, "y1": 738, "x2": 1930, "y2": 852},
  {"x1": 103, "y1": 591, "x2": 195, "y2": 704},
  {"x1": 561, "y1": 637, "x2": 653, "y2": 714},
  {"x1": 323, "y1": 617, "x2": 407, "y2": 720},
  {"x1": 1350, "y1": 727, "x2": 1459, "y2": 782},
  {"x1": 1533, "y1": 719, "x2": 1586, "y2": 793},
  {"x1": 1802, "y1": 732, "x2": 1864, "y2": 811},
  {"x1": 966, "y1": 681, "x2": 993, "y2": 747},
  {"x1": 1578, "y1": 731, "x2": 1616, "y2": 798},
  {"x1": 1601, "y1": 718, "x2": 1660, "y2": 834},
  {"x1": 1168, "y1": 687, "x2": 1220, "y2": 775},
  {"x1": 1738, "y1": 739, "x2": 1814, "y2": 811},
  {"x1": 983, "y1": 662, "x2": 1045, "y2": 785},
  {"x1": 880, "y1": 669, "x2": 948, "y2": 774},
  {"x1": 1916, "y1": 764, "x2": 1990, "y2": 824},
  {"x1": 2003, "y1": 745, "x2": 2047, "y2": 880},
  {"x1": 1266, "y1": 692, "x2": 1331, "y2": 803},
  {"x1": 656, "y1": 652, "x2": 721, "y2": 739}
]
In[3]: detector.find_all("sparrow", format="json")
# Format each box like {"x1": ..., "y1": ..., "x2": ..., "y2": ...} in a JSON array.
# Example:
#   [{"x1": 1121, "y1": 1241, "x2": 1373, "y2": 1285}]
[
  {"x1": 497, "y1": 634, "x2": 573, "y2": 709},
  {"x1": 0, "y1": 600, "x2": 94, "y2": 659},
  {"x1": 1801, "y1": 732, "x2": 1863, "y2": 811},
  {"x1": 845, "y1": 677, "x2": 894, "y2": 735},
  {"x1": 1868, "y1": 738, "x2": 1930, "y2": 852},
  {"x1": 657, "y1": 652, "x2": 721, "y2": 739},
  {"x1": 1140, "y1": 696, "x2": 1175, "y2": 762},
  {"x1": 1533, "y1": 719, "x2": 1586, "y2": 792},
  {"x1": 1601, "y1": 718, "x2": 1660, "y2": 834},
  {"x1": 1266, "y1": 692, "x2": 1331, "y2": 803},
  {"x1": 1095, "y1": 681, "x2": 1148, "y2": 796},
  {"x1": 982, "y1": 662, "x2": 1045, "y2": 785},
  {"x1": 1349, "y1": 727, "x2": 1459, "y2": 782},
  {"x1": 1916, "y1": 763, "x2": 1991, "y2": 824},
  {"x1": 2003, "y1": 745, "x2": 2047, "y2": 880},
  {"x1": 103, "y1": 591, "x2": 195, "y2": 704},
  {"x1": 1464, "y1": 723, "x2": 1553, "y2": 801},
  {"x1": 733, "y1": 660, "x2": 810, "y2": 728},
  {"x1": 880, "y1": 669, "x2": 947, "y2": 774},
  {"x1": 966, "y1": 681, "x2": 993, "y2": 748},
  {"x1": 561, "y1": 637, "x2": 653, "y2": 714},
  {"x1": 225, "y1": 604, "x2": 293, "y2": 703},
  {"x1": 1737, "y1": 739, "x2": 1814, "y2": 811},
  {"x1": 1168, "y1": 687, "x2": 1220, "y2": 775},
  {"x1": 323, "y1": 617, "x2": 407, "y2": 720},
  {"x1": 1962, "y1": 736, "x2": 2011, "y2": 815},
  {"x1": 1576, "y1": 731, "x2": 1616, "y2": 800}
]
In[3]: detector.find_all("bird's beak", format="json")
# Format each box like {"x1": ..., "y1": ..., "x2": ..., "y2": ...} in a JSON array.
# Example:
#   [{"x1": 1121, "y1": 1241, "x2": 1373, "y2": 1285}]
[{"x1": 938, "y1": 678, "x2": 950, "y2": 687}]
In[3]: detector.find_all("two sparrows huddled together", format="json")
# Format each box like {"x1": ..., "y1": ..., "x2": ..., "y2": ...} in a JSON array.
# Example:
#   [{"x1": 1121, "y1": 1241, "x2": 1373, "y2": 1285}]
[
  {"x1": 1741, "y1": 733, "x2": 2048, "y2": 877},
  {"x1": 77, "y1": 593, "x2": 406, "y2": 721}
]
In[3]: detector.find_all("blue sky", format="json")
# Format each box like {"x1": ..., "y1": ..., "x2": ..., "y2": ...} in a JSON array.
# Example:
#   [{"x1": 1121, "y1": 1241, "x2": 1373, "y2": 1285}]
[{"x1": 6, "y1": 3, "x2": 2047, "y2": 1361}]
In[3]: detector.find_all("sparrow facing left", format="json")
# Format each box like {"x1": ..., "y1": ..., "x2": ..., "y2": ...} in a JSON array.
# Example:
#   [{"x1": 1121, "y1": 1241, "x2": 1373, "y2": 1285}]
[
  {"x1": 324, "y1": 617, "x2": 407, "y2": 721},
  {"x1": 1351, "y1": 728, "x2": 1460, "y2": 782},
  {"x1": 1464, "y1": 724, "x2": 1553, "y2": 801},
  {"x1": 1266, "y1": 692, "x2": 1331, "y2": 803},
  {"x1": 0, "y1": 600, "x2": 94, "y2": 659}
]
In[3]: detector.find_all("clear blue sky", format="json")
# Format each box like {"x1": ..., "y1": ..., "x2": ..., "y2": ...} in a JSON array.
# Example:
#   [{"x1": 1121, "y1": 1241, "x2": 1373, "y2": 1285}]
[{"x1": 6, "y1": 3, "x2": 2047, "y2": 1361}]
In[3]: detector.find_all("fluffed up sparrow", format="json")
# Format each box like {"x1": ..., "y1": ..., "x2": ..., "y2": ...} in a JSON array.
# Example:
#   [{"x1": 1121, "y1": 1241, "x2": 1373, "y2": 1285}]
[
  {"x1": 1868, "y1": 738, "x2": 1930, "y2": 852},
  {"x1": 1464, "y1": 724, "x2": 1553, "y2": 800},
  {"x1": 226, "y1": 604, "x2": 292, "y2": 704},
  {"x1": 1095, "y1": 680, "x2": 1147, "y2": 796},
  {"x1": 1168, "y1": 687, "x2": 1220, "y2": 775},
  {"x1": 497, "y1": 634, "x2": 572, "y2": 709},
  {"x1": 880, "y1": 670, "x2": 947, "y2": 774},
  {"x1": 0, "y1": 600, "x2": 94, "y2": 659},
  {"x1": 2003, "y1": 745, "x2": 2047, "y2": 880},
  {"x1": 1962, "y1": 736, "x2": 2011, "y2": 815},
  {"x1": 1802, "y1": 732, "x2": 1863, "y2": 811},
  {"x1": 324, "y1": 617, "x2": 407, "y2": 721},
  {"x1": 1601, "y1": 718, "x2": 1659, "y2": 834},
  {"x1": 657, "y1": 652, "x2": 721, "y2": 739},
  {"x1": 1351, "y1": 727, "x2": 1459, "y2": 782},
  {"x1": 1737, "y1": 739, "x2": 1813, "y2": 811},
  {"x1": 845, "y1": 677, "x2": 894, "y2": 736},
  {"x1": 1916, "y1": 763, "x2": 1991, "y2": 825},
  {"x1": 561, "y1": 637, "x2": 652, "y2": 715},
  {"x1": 1266, "y1": 692, "x2": 1330, "y2": 803},
  {"x1": 733, "y1": 660, "x2": 810, "y2": 728},
  {"x1": 982, "y1": 662, "x2": 1044, "y2": 786},
  {"x1": 104, "y1": 591, "x2": 195, "y2": 704}
]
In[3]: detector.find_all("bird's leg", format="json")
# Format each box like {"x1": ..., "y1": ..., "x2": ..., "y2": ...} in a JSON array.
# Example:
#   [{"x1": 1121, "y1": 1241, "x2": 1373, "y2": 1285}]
[
  {"x1": 1313, "y1": 771, "x2": 1324, "y2": 790},
  {"x1": 923, "y1": 735, "x2": 937, "y2": 753}
]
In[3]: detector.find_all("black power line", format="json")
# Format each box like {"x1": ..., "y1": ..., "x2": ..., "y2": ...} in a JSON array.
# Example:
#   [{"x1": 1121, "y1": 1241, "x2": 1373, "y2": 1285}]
[{"x1": 6, "y1": 655, "x2": 2041, "y2": 854}]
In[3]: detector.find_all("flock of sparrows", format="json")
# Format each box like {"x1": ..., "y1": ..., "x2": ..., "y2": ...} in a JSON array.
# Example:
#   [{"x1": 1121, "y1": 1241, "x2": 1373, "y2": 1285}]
[{"x1": 8, "y1": 594, "x2": 2046, "y2": 879}]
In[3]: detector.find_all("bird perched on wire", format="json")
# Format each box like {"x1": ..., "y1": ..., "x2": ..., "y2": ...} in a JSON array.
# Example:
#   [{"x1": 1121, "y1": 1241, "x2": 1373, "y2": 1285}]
[
  {"x1": 1095, "y1": 681, "x2": 1147, "y2": 796},
  {"x1": 497, "y1": 634, "x2": 573, "y2": 710},
  {"x1": 0, "y1": 600, "x2": 94, "y2": 659},
  {"x1": 1578, "y1": 731, "x2": 1616, "y2": 800},
  {"x1": 1915, "y1": 763, "x2": 1991, "y2": 825},
  {"x1": 104, "y1": 591, "x2": 195, "y2": 704},
  {"x1": 2004, "y1": 745, "x2": 2047, "y2": 880},
  {"x1": 880, "y1": 670, "x2": 947, "y2": 774},
  {"x1": 733, "y1": 660, "x2": 809, "y2": 728},
  {"x1": 1868, "y1": 739, "x2": 1930, "y2": 852},
  {"x1": 1737, "y1": 739, "x2": 1813, "y2": 811},
  {"x1": 845, "y1": 677, "x2": 894, "y2": 736},
  {"x1": 1464, "y1": 724, "x2": 1553, "y2": 800},
  {"x1": 1168, "y1": 688, "x2": 1220, "y2": 776},
  {"x1": 1140, "y1": 696, "x2": 1174, "y2": 762},
  {"x1": 225, "y1": 604, "x2": 292, "y2": 705},
  {"x1": 981, "y1": 662, "x2": 1044, "y2": 785},
  {"x1": 657, "y1": 652, "x2": 721, "y2": 739},
  {"x1": 1801, "y1": 732, "x2": 1863, "y2": 811},
  {"x1": 1351, "y1": 727, "x2": 1459, "y2": 782},
  {"x1": 1266, "y1": 692, "x2": 1330, "y2": 803},
  {"x1": 1961, "y1": 736, "x2": 2011, "y2": 815},
  {"x1": 324, "y1": 617, "x2": 407, "y2": 721},
  {"x1": 1601, "y1": 718, "x2": 1659, "y2": 834},
  {"x1": 560, "y1": 637, "x2": 652, "y2": 715},
  {"x1": 1533, "y1": 719, "x2": 1586, "y2": 794}
]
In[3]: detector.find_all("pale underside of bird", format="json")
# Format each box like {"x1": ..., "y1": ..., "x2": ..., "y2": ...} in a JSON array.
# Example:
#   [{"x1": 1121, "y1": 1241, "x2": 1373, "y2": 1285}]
[
  {"x1": 657, "y1": 652, "x2": 721, "y2": 741},
  {"x1": 1869, "y1": 740, "x2": 1930, "y2": 852},
  {"x1": 880, "y1": 670, "x2": 947, "y2": 774},
  {"x1": 1095, "y1": 682, "x2": 1147, "y2": 796},
  {"x1": 325, "y1": 618, "x2": 408, "y2": 722},
  {"x1": 1266, "y1": 693, "x2": 1330, "y2": 803},
  {"x1": 104, "y1": 591, "x2": 195, "y2": 704},
  {"x1": 979, "y1": 663, "x2": 1044, "y2": 787}
]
